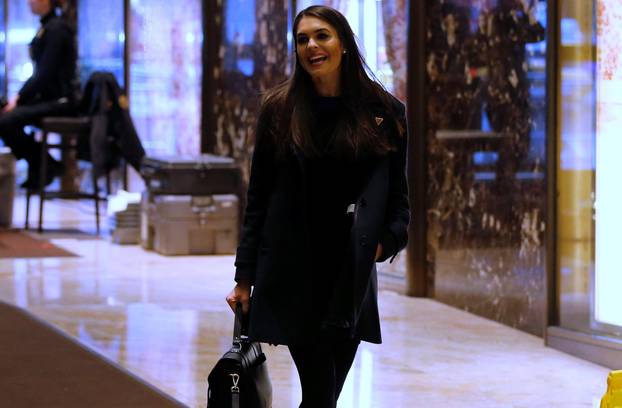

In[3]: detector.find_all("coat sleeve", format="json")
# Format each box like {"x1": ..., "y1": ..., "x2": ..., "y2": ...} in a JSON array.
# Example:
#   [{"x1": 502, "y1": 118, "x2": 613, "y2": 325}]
[
  {"x1": 18, "y1": 22, "x2": 71, "y2": 104},
  {"x1": 233, "y1": 107, "x2": 277, "y2": 284},
  {"x1": 376, "y1": 102, "x2": 410, "y2": 263}
]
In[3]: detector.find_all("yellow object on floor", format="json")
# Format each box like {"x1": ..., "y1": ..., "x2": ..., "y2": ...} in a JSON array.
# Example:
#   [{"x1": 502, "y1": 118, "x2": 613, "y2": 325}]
[{"x1": 602, "y1": 371, "x2": 622, "y2": 408}]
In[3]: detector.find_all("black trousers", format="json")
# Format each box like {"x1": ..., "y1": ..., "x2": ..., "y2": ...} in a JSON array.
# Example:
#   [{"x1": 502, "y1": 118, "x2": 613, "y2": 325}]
[
  {"x1": 0, "y1": 101, "x2": 73, "y2": 164},
  {"x1": 288, "y1": 337, "x2": 360, "y2": 408}
]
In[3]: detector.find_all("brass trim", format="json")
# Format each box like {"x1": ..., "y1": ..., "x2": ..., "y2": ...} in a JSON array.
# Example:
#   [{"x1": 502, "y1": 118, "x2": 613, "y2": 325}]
[
  {"x1": 545, "y1": 0, "x2": 561, "y2": 342},
  {"x1": 547, "y1": 326, "x2": 622, "y2": 369}
]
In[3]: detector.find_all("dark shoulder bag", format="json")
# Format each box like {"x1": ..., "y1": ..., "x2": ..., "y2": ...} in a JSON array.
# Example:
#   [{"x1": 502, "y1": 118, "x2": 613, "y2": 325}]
[{"x1": 207, "y1": 304, "x2": 272, "y2": 408}]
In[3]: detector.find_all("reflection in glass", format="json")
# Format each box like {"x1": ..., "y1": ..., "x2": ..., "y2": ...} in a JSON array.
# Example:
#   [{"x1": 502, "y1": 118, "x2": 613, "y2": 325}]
[
  {"x1": 427, "y1": 0, "x2": 548, "y2": 335},
  {"x1": 6, "y1": 0, "x2": 38, "y2": 98},
  {"x1": 126, "y1": 304, "x2": 198, "y2": 402},
  {"x1": 129, "y1": 0, "x2": 202, "y2": 156},
  {"x1": 223, "y1": 0, "x2": 256, "y2": 77},
  {"x1": 77, "y1": 0, "x2": 124, "y2": 87}
]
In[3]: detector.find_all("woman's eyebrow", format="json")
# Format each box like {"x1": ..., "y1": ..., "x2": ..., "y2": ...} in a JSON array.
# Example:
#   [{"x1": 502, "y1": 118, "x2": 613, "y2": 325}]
[{"x1": 296, "y1": 28, "x2": 331, "y2": 37}]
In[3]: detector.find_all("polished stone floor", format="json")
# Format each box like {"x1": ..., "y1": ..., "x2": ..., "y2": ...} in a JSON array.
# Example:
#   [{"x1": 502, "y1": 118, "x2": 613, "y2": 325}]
[{"x1": 0, "y1": 194, "x2": 611, "y2": 407}]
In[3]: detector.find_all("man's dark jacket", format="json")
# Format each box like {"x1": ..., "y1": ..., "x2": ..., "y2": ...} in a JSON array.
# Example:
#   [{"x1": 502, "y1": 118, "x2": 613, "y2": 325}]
[
  {"x1": 234, "y1": 99, "x2": 410, "y2": 346},
  {"x1": 79, "y1": 72, "x2": 145, "y2": 177},
  {"x1": 18, "y1": 10, "x2": 78, "y2": 105}
]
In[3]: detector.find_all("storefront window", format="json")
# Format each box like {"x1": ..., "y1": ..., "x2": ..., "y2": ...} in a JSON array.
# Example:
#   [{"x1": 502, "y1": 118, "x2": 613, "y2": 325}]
[
  {"x1": 594, "y1": 0, "x2": 622, "y2": 330},
  {"x1": 129, "y1": 0, "x2": 202, "y2": 156},
  {"x1": 557, "y1": 0, "x2": 622, "y2": 337}
]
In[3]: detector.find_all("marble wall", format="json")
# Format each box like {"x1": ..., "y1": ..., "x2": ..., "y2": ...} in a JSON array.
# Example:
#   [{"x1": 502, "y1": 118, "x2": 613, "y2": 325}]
[
  {"x1": 425, "y1": 0, "x2": 548, "y2": 336},
  {"x1": 211, "y1": 0, "x2": 290, "y2": 182}
]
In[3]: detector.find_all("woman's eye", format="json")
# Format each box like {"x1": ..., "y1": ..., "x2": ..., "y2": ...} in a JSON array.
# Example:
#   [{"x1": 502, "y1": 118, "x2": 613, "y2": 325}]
[
  {"x1": 297, "y1": 36, "x2": 308, "y2": 44},
  {"x1": 317, "y1": 33, "x2": 329, "y2": 40}
]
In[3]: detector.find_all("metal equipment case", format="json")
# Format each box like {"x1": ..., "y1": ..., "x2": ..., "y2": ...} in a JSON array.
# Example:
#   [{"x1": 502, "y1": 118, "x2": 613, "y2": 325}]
[
  {"x1": 0, "y1": 148, "x2": 16, "y2": 228},
  {"x1": 150, "y1": 195, "x2": 239, "y2": 256},
  {"x1": 141, "y1": 154, "x2": 242, "y2": 196}
]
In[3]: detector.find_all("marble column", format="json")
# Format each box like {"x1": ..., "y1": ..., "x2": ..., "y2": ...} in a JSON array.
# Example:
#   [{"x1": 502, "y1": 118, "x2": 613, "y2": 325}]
[{"x1": 212, "y1": 0, "x2": 290, "y2": 182}]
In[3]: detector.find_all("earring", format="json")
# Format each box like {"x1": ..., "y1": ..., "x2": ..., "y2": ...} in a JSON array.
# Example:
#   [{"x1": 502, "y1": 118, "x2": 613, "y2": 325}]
[{"x1": 343, "y1": 49, "x2": 347, "y2": 55}]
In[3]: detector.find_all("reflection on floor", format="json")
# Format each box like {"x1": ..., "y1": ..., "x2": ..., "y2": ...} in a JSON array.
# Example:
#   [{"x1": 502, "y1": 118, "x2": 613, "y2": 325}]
[{"x1": 0, "y1": 194, "x2": 610, "y2": 407}]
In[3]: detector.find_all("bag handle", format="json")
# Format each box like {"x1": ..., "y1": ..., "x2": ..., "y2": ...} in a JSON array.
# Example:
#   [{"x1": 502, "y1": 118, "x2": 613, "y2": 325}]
[{"x1": 232, "y1": 303, "x2": 249, "y2": 346}]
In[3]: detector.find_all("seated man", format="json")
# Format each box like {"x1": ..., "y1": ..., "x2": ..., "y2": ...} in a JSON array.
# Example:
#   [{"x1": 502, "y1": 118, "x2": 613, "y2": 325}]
[{"x1": 0, "y1": 0, "x2": 79, "y2": 189}]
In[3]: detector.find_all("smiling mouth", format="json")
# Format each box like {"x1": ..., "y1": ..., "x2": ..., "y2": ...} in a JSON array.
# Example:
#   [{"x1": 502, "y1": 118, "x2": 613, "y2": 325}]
[{"x1": 308, "y1": 55, "x2": 328, "y2": 66}]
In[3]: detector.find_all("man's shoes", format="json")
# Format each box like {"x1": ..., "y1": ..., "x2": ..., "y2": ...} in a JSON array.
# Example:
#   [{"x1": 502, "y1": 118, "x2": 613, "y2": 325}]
[{"x1": 20, "y1": 158, "x2": 65, "y2": 190}]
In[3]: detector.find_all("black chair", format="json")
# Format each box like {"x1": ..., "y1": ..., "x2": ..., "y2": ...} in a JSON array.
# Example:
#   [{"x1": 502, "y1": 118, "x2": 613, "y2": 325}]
[{"x1": 25, "y1": 116, "x2": 103, "y2": 233}]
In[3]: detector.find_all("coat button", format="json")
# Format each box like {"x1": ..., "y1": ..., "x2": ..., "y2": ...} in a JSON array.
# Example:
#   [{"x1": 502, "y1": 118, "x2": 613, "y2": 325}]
[
  {"x1": 360, "y1": 197, "x2": 367, "y2": 207},
  {"x1": 360, "y1": 234, "x2": 368, "y2": 247}
]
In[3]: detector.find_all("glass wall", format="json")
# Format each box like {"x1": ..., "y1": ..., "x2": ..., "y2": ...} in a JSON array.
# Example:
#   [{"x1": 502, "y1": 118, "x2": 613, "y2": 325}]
[
  {"x1": 129, "y1": 0, "x2": 202, "y2": 156},
  {"x1": 6, "y1": 0, "x2": 38, "y2": 98},
  {"x1": 78, "y1": 0, "x2": 125, "y2": 87},
  {"x1": 557, "y1": 0, "x2": 622, "y2": 338},
  {"x1": 426, "y1": 0, "x2": 548, "y2": 335}
]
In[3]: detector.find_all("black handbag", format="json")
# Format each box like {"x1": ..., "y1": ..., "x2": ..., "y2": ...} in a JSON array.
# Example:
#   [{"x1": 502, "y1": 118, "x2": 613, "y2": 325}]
[{"x1": 207, "y1": 304, "x2": 272, "y2": 408}]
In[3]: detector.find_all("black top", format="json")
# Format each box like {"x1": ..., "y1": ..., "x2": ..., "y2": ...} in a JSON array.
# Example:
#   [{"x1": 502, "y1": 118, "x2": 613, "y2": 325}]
[
  {"x1": 304, "y1": 95, "x2": 376, "y2": 330},
  {"x1": 18, "y1": 10, "x2": 78, "y2": 105},
  {"x1": 305, "y1": 96, "x2": 375, "y2": 230}
]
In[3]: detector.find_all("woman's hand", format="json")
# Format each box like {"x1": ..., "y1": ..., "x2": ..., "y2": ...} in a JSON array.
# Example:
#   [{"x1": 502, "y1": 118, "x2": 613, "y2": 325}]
[
  {"x1": 226, "y1": 279, "x2": 251, "y2": 314},
  {"x1": 375, "y1": 243, "x2": 383, "y2": 261},
  {"x1": 2, "y1": 96, "x2": 19, "y2": 113}
]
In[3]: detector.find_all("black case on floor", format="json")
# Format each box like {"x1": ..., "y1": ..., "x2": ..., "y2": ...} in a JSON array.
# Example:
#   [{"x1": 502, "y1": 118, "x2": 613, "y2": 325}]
[{"x1": 141, "y1": 154, "x2": 242, "y2": 196}]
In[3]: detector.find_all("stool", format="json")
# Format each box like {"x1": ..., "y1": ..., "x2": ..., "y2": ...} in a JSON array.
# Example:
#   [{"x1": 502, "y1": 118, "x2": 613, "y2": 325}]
[{"x1": 25, "y1": 116, "x2": 102, "y2": 233}]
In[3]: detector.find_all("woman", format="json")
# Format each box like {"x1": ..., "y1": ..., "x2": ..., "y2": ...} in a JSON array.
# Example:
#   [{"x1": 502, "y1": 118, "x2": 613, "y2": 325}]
[
  {"x1": 0, "y1": 0, "x2": 78, "y2": 189},
  {"x1": 226, "y1": 5, "x2": 409, "y2": 407}
]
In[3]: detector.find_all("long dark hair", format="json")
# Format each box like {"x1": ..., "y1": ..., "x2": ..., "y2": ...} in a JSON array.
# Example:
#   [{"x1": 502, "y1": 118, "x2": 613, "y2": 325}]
[{"x1": 261, "y1": 5, "x2": 405, "y2": 159}]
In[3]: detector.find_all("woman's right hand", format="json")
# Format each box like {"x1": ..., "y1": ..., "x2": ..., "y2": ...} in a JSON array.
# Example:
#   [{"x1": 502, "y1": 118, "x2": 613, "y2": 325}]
[
  {"x1": 2, "y1": 95, "x2": 18, "y2": 113},
  {"x1": 226, "y1": 280, "x2": 251, "y2": 314}
]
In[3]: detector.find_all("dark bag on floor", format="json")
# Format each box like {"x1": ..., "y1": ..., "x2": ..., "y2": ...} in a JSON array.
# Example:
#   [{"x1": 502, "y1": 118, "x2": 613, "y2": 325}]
[{"x1": 207, "y1": 304, "x2": 272, "y2": 408}]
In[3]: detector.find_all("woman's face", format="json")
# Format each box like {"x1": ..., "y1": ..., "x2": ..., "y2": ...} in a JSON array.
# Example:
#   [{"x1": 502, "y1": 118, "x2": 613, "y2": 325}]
[
  {"x1": 295, "y1": 16, "x2": 345, "y2": 81},
  {"x1": 28, "y1": 0, "x2": 52, "y2": 16}
]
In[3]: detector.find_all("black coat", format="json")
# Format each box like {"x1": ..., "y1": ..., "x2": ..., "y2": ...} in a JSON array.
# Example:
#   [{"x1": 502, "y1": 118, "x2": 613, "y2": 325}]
[
  {"x1": 79, "y1": 72, "x2": 145, "y2": 177},
  {"x1": 234, "y1": 99, "x2": 410, "y2": 346}
]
